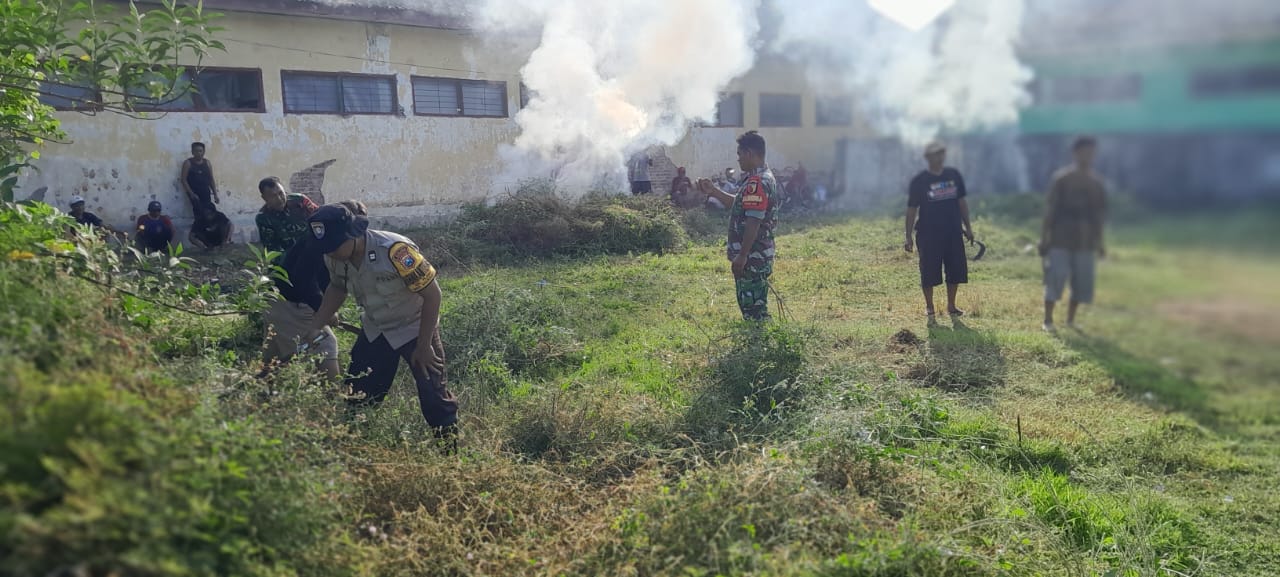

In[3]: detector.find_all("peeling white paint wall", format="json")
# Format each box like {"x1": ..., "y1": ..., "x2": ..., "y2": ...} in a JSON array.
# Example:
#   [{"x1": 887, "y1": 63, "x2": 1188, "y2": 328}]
[{"x1": 18, "y1": 14, "x2": 875, "y2": 243}]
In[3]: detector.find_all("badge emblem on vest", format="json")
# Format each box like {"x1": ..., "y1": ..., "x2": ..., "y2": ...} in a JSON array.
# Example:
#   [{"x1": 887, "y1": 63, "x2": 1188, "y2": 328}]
[
  {"x1": 311, "y1": 222, "x2": 325, "y2": 239},
  {"x1": 368, "y1": 251, "x2": 377, "y2": 262}
]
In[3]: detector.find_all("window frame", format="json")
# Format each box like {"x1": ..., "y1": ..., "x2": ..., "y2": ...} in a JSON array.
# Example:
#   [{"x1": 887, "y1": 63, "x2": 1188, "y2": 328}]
[
  {"x1": 38, "y1": 69, "x2": 103, "y2": 112},
  {"x1": 815, "y1": 94, "x2": 854, "y2": 127},
  {"x1": 759, "y1": 92, "x2": 803, "y2": 127},
  {"x1": 1032, "y1": 73, "x2": 1143, "y2": 105},
  {"x1": 129, "y1": 66, "x2": 266, "y2": 113},
  {"x1": 411, "y1": 76, "x2": 509, "y2": 118},
  {"x1": 712, "y1": 92, "x2": 744, "y2": 127},
  {"x1": 1189, "y1": 65, "x2": 1280, "y2": 99},
  {"x1": 280, "y1": 70, "x2": 398, "y2": 116}
]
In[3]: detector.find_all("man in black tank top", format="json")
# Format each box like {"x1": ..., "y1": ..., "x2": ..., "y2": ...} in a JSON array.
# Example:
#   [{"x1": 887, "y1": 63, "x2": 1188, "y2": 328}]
[{"x1": 181, "y1": 142, "x2": 220, "y2": 215}]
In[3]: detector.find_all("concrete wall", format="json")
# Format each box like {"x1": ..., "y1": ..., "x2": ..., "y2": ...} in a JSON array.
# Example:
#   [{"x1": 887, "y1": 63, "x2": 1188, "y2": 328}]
[
  {"x1": 18, "y1": 15, "x2": 872, "y2": 238},
  {"x1": 664, "y1": 57, "x2": 873, "y2": 197},
  {"x1": 19, "y1": 11, "x2": 525, "y2": 239}
]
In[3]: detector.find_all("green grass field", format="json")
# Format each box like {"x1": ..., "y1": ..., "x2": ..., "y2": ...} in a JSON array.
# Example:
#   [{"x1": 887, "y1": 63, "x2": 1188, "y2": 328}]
[{"x1": 3, "y1": 201, "x2": 1277, "y2": 576}]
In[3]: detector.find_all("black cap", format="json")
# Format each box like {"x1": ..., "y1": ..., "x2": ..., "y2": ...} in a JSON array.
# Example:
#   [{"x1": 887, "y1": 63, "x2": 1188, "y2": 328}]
[
  {"x1": 307, "y1": 204, "x2": 368, "y2": 254},
  {"x1": 148, "y1": 200, "x2": 162, "y2": 212}
]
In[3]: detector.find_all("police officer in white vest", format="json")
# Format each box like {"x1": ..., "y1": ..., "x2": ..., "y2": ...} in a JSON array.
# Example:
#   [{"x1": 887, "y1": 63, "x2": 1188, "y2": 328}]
[{"x1": 304, "y1": 204, "x2": 459, "y2": 447}]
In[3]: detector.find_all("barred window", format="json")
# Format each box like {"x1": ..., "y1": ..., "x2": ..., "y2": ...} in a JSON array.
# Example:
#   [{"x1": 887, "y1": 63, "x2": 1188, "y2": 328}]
[
  {"x1": 129, "y1": 67, "x2": 263, "y2": 112},
  {"x1": 1190, "y1": 66, "x2": 1280, "y2": 98},
  {"x1": 714, "y1": 92, "x2": 744, "y2": 126},
  {"x1": 760, "y1": 93, "x2": 802, "y2": 127},
  {"x1": 816, "y1": 94, "x2": 853, "y2": 126},
  {"x1": 39, "y1": 70, "x2": 99, "y2": 110},
  {"x1": 1033, "y1": 74, "x2": 1142, "y2": 104},
  {"x1": 282, "y1": 71, "x2": 396, "y2": 115},
  {"x1": 412, "y1": 76, "x2": 508, "y2": 117}
]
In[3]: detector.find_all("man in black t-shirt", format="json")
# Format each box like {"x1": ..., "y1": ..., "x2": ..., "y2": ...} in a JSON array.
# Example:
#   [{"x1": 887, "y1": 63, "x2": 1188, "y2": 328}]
[
  {"x1": 187, "y1": 208, "x2": 233, "y2": 250},
  {"x1": 904, "y1": 141, "x2": 975, "y2": 322}
]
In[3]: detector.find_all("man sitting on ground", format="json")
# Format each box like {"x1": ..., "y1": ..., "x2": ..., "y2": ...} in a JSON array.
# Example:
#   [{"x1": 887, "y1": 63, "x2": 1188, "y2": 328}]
[
  {"x1": 670, "y1": 167, "x2": 697, "y2": 208},
  {"x1": 135, "y1": 201, "x2": 175, "y2": 254},
  {"x1": 188, "y1": 207, "x2": 233, "y2": 251},
  {"x1": 69, "y1": 196, "x2": 103, "y2": 229}
]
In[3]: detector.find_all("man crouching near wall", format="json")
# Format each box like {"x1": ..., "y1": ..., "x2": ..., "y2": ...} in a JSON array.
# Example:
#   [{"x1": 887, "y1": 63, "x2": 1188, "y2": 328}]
[{"x1": 303, "y1": 204, "x2": 459, "y2": 452}]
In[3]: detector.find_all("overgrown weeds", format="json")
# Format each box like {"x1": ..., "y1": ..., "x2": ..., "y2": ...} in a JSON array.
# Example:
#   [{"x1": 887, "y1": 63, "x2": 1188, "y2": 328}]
[
  {"x1": 1, "y1": 200, "x2": 1271, "y2": 576},
  {"x1": 411, "y1": 181, "x2": 690, "y2": 266}
]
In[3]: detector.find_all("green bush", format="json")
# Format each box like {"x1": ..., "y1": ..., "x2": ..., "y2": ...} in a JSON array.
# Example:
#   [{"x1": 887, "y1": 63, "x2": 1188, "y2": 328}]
[
  {"x1": 0, "y1": 361, "x2": 351, "y2": 577},
  {"x1": 408, "y1": 181, "x2": 688, "y2": 265},
  {"x1": 688, "y1": 324, "x2": 811, "y2": 441},
  {"x1": 443, "y1": 286, "x2": 583, "y2": 381},
  {"x1": 591, "y1": 454, "x2": 983, "y2": 577}
]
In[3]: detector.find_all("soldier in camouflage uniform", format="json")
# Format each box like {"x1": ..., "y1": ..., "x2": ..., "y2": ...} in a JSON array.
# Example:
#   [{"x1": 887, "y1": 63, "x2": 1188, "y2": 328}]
[
  {"x1": 256, "y1": 176, "x2": 319, "y2": 253},
  {"x1": 697, "y1": 131, "x2": 780, "y2": 321}
]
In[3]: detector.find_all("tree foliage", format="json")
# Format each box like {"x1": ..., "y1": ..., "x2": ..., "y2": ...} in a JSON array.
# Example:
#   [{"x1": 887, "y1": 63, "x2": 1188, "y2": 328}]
[{"x1": 0, "y1": 0, "x2": 223, "y2": 199}]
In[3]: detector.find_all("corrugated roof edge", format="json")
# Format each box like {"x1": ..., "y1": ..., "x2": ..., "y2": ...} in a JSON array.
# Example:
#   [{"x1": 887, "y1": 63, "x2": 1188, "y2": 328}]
[{"x1": 162, "y1": 0, "x2": 471, "y2": 30}]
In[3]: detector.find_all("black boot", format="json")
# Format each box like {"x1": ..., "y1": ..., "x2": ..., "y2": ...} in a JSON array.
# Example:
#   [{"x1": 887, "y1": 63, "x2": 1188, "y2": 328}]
[{"x1": 433, "y1": 424, "x2": 459, "y2": 456}]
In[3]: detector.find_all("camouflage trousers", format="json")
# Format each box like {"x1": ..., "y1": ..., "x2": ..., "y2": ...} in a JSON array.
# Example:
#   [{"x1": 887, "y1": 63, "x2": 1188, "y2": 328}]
[{"x1": 734, "y1": 271, "x2": 772, "y2": 321}]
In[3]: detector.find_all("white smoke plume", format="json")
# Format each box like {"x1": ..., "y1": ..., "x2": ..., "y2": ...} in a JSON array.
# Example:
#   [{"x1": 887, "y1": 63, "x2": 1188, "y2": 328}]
[
  {"x1": 773, "y1": 0, "x2": 1033, "y2": 145},
  {"x1": 474, "y1": 0, "x2": 760, "y2": 191}
]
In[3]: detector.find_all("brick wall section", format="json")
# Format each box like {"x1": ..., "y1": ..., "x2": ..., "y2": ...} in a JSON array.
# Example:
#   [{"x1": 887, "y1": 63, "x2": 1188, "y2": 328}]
[
  {"x1": 648, "y1": 149, "x2": 676, "y2": 200},
  {"x1": 289, "y1": 159, "x2": 338, "y2": 206}
]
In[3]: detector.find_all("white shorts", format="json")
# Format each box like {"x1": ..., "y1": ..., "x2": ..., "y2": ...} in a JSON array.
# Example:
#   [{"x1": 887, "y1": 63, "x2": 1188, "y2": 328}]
[
  {"x1": 264, "y1": 300, "x2": 338, "y2": 361},
  {"x1": 1043, "y1": 249, "x2": 1097, "y2": 304}
]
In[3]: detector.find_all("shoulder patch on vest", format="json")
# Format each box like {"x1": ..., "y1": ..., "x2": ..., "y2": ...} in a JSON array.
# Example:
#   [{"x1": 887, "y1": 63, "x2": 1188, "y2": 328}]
[
  {"x1": 389, "y1": 241, "x2": 436, "y2": 292},
  {"x1": 741, "y1": 178, "x2": 768, "y2": 211}
]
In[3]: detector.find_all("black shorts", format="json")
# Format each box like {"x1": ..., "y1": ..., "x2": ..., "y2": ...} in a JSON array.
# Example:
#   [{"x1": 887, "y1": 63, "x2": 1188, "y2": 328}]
[
  {"x1": 631, "y1": 181, "x2": 652, "y2": 195},
  {"x1": 917, "y1": 233, "x2": 968, "y2": 287}
]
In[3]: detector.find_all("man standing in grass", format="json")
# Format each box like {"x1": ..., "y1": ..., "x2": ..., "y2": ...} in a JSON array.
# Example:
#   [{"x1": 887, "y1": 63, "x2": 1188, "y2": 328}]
[
  {"x1": 1040, "y1": 136, "x2": 1107, "y2": 333},
  {"x1": 905, "y1": 141, "x2": 975, "y2": 322},
  {"x1": 698, "y1": 130, "x2": 780, "y2": 321},
  {"x1": 304, "y1": 204, "x2": 459, "y2": 449}
]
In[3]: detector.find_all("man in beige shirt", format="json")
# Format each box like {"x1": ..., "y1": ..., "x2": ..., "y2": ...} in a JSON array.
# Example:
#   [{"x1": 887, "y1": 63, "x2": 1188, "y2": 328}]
[
  {"x1": 1040, "y1": 136, "x2": 1107, "y2": 332},
  {"x1": 305, "y1": 204, "x2": 458, "y2": 447}
]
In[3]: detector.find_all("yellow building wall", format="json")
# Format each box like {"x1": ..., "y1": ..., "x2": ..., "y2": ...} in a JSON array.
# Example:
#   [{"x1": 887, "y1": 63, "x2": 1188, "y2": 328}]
[
  {"x1": 664, "y1": 57, "x2": 875, "y2": 190},
  {"x1": 20, "y1": 13, "x2": 874, "y2": 239},
  {"x1": 21, "y1": 11, "x2": 525, "y2": 239}
]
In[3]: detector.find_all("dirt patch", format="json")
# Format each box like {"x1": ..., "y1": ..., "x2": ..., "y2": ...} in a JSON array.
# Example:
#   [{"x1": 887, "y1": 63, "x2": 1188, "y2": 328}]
[
  {"x1": 1158, "y1": 299, "x2": 1280, "y2": 345},
  {"x1": 890, "y1": 329, "x2": 923, "y2": 347}
]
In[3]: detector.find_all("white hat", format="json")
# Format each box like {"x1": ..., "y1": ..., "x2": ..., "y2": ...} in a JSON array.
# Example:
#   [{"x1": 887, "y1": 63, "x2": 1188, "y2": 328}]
[
  {"x1": 924, "y1": 141, "x2": 946, "y2": 155},
  {"x1": 70, "y1": 195, "x2": 86, "y2": 205}
]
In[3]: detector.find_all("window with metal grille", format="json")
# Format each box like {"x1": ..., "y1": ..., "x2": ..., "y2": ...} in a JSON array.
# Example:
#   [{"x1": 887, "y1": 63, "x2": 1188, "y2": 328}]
[
  {"x1": 1190, "y1": 66, "x2": 1280, "y2": 98},
  {"x1": 282, "y1": 71, "x2": 396, "y2": 115},
  {"x1": 128, "y1": 67, "x2": 264, "y2": 112},
  {"x1": 714, "y1": 92, "x2": 744, "y2": 126},
  {"x1": 1033, "y1": 74, "x2": 1142, "y2": 104},
  {"x1": 412, "y1": 76, "x2": 508, "y2": 117},
  {"x1": 519, "y1": 82, "x2": 532, "y2": 109},
  {"x1": 760, "y1": 93, "x2": 802, "y2": 127},
  {"x1": 39, "y1": 70, "x2": 99, "y2": 110},
  {"x1": 816, "y1": 94, "x2": 853, "y2": 126}
]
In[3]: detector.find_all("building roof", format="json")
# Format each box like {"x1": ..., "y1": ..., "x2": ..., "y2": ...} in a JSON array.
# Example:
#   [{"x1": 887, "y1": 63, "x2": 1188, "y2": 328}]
[
  {"x1": 195, "y1": 0, "x2": 471, "y2": 30},
  {"x1": 1022, "y1": 0, "x2": 1280, "y2": 55}
]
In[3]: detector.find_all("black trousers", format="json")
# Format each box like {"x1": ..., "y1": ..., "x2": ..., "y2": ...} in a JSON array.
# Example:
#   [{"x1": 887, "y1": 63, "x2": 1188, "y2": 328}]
[
  {"x1": 916, "y1": 232, "x2": 969, "y2": 288},
  {"x1": 345, "y1": 328, "x2": 458, "y2": 429}
]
